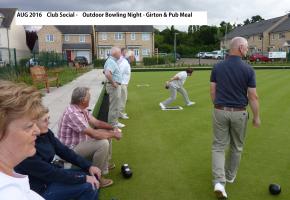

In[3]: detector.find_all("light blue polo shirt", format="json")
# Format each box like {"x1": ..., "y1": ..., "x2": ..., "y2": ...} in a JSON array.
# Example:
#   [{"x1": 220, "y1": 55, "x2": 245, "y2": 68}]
[{"x1": 104, "y1": 56, "x2": 122, "y2": 83}]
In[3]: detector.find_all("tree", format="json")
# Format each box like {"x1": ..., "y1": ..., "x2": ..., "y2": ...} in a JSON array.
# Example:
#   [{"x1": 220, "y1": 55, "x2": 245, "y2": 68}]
[
  {"x1": 188, "y1": 25, "x2": 193, "y2": 35},
  {"x1": 219, "y1": 21, "x2": 233, "y2": 37},
  {"x1": 243, "y1": 19, "x2": 251, "y2": 25},
  {"x1": 243, "y1": 15, "x2": 264, "y2": 25},
  {"x1": 250, "y1": 15, "x2": 264, "y2": 23}
]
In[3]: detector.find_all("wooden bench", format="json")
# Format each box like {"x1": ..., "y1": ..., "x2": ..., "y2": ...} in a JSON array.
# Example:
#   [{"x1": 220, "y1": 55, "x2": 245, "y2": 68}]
[{"x1": 30, "y1": 66, "x2": 60, "y2": 93}]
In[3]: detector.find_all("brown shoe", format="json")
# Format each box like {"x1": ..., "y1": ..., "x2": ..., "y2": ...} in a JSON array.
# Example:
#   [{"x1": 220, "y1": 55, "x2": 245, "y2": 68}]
[
  {"x1": 108, "y1": 163, "x2": 116, "y2": 170},
  {"x1": 100, "y1": 177, "x2": 113, "y2": 188}
]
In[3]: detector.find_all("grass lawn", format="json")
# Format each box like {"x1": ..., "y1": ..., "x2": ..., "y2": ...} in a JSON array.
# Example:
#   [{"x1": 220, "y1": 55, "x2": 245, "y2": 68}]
[{"x1": 99, "y1": 70, "x2": 290, "y2": 200}]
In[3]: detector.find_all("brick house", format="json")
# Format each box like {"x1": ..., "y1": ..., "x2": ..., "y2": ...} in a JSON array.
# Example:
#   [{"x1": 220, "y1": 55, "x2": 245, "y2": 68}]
[
  {"x1": 37, "y1": 25, "x2": 93, "y2": 63},
  {"x1": 94, "y1": 25, "x2": 154, "y2": 61},
  {"x1": 269, "y1": 17, "x2": 290, "y2": 53},
  {"x1": 221, "y1": 14, "x2": 290, "y2": 55}
]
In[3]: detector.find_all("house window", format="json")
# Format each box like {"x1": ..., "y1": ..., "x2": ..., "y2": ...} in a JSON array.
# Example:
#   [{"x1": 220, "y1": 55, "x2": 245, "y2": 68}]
[
  {"x1": 259, "y1": 35, "x2": 263, "y2": 40},
  {"x1": 79, "y1": 35, "x2": 85, "y2": 43},
  {"x1": 272, "y1": 34, "x2": 275, "y2": 40},
  {"x1": 64, "y1": 35, "x2": 69, "y2": 42},
  {"x1": 252, "y1": 36, "x2": 254, "y2": 41},
  {"x1": 46, "y1": 34, "x2": 54, "y2": 42},
  {"x1": 106, "y1": 49, "x2": 111, "y2": 57},
  {"x1": 279, "y1": 48, "x2": 283, "y2": 51},
  {"x1": 142, "y1": 48, "x2": 150, "y2": 56},
  {"x1": 131, "y1": 33, "x2": 136, "y2": 40},
  {"x1": 279, "y1": 33, "x2": 285, "y2": 39},
  {"x1": 142, "y1": 33, "x2": 150, "y2": 41},
  {"x1": 101, "y1": 32, "x2": 107, "y2": 40},
  {"x1": 114, "y1": 32, "x2": 123, "y2": 40}
]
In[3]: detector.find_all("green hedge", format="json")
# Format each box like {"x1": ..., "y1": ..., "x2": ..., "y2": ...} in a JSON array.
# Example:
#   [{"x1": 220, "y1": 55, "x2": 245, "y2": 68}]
[
  {"x1": 92, "y1": 85, "x2": 106, "y2": 117},
  {"x1": 143, "y1": 56, "x2": 166, "y2": 66},
  {"x1": 93, "y1": 59, "x2": 106, "y2": 68}
]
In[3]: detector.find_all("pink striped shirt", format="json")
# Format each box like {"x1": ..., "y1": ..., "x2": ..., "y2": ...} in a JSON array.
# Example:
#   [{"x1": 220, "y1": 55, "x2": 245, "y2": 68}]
[{"x1": 58, "y1": 104, "x2": 91, "y2": 148}]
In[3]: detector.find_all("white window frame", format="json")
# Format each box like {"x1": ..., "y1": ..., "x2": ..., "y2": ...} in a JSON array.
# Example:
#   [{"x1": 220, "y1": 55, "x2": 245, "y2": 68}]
[
  {"x1": 79, "y1": 35, "x2": 85, "y2": 43},
  {"x1": 105, "y1": 49, "x2": 111, "y2": 57},
  {"x1": 101, "y1": 32, "x2": 107, "y2": 40},
  {"x1": 278, "y1": 33, "x2": 285, "y2": 40},
  {"x1": 114, "y1": 32, "x2": 123, "y2": 40},
  {"x1": 272, "y1": 34, "x2": 275, "y2": 40},
  {"x1": 142, "y1": 33, "x2": 150, "y2": 41},
  {"x1": 142, "y1": 48, "x2": 150, "y2": 56},
  {"x1": 64, "y1": 35, "x2": 69, "y2": 42},
  {"x1": 46, "y1": 34, "x2": 54, "y2": 42},
  {"x1": 131, "y1": 32, "x2": 136, "y2": 40}
]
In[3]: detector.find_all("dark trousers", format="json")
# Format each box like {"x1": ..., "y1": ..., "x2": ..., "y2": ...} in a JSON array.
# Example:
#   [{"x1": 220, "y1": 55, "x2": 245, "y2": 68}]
[{"x1": 41, "y1": 170, "x2": 99, "y2": 200}]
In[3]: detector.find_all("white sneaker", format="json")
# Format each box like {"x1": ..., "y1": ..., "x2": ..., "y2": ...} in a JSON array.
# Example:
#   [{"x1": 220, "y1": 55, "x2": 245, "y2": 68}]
[
  {"x1": 187, "y1": 101, "x2": 196, "y2": 106},
  {"x1": 116, "y1": 122, "x2": 125, "y2": 128},
  {"x1": 226, "y1": 176, "x2": 236, "y2": 183},
  {"x1": 159, "y1": 102, "x2": 166, "y2": 109},
  {"x1": 214, "y1": 183, "x2": 227, "y2": 199},
  {"x1": 119, "y1": 113, "x2": 129, "y2": 119}
]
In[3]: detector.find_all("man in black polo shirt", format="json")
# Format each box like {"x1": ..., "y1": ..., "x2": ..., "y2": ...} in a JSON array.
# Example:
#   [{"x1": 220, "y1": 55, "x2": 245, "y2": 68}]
[{"x1": 210, "y1": 37, "x2": 261, "y2": 199}]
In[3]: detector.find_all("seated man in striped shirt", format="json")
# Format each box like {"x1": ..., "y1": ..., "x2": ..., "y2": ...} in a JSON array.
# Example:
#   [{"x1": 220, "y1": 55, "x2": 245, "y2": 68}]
[{"x1": 58, "y1": 87, "x2": 122, "y2": 188}]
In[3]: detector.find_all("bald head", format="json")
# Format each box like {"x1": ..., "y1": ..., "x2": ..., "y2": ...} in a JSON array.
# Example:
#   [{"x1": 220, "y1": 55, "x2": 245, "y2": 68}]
[
  {"x1": 230, "y1": 37, "x2": 248, "y2": 50},
  {"x1": 229, "y1": 37, "x2": 248, "y2": 57},
  {"x1": 111, "y1": 46, "x2": 121, "y2": 59}
]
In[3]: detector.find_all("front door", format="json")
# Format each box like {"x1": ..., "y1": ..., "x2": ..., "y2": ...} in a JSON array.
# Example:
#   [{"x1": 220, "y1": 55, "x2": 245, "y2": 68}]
[
  {"x1": 134, "y1": 49, "x2": 140, "y2": 61},
  {"x1": 66, "y1": 50, "x2": 72, "y2": 62}
]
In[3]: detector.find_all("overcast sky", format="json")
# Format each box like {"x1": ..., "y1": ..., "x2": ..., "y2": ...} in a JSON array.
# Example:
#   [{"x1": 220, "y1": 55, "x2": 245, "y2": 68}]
[{"x1": 2, "y1": 0, "x2": 290, "y2": 30}]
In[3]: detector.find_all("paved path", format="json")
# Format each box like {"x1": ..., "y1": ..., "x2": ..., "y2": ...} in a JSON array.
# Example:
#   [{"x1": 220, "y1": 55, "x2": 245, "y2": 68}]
[{"x1": 42, "y1": 69, "x2": 106, "y2": 134}]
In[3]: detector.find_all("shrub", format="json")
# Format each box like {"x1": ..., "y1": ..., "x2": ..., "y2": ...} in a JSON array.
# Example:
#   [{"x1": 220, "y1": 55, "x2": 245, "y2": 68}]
[
  {"x1": 143, "y1": 56, "x2": 165, "y2": 66},
  {"x1": 17, "y1": 58, "x2": 30, "y2": 74},
  {"x1": 94, "y1": 59, "x2": 106, "y2": 68}
]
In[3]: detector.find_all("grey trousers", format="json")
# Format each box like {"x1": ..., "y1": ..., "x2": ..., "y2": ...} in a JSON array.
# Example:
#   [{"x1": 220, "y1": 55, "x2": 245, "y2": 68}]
[
  {"x1": 212, "y1": 108, "x2": 248, "y2": 185},
  {"x1": 73, "y1": 139, "x2": 110, "y2": 175},
  {"x1": 162, "y1": 85, "x2": 190, "y2": 106},
  {"x1": 120, "y1": 84, "x2": 128, "y2": 114},
  {"x1": 106, "y1": 83, "x2": 121, "y2": 127}
]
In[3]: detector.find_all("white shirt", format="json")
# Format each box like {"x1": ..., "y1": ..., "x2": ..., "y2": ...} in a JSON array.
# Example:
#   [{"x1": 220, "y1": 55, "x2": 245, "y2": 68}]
[
  {"x1": 118, "y1": 56, "x2": 131, "y2": 85},
  {"x1": 0, "y1": 172, "x2": 44, "y2": 200},
  {"x1": 170, "y1": 71, "x2": 187, "y2": 88}
]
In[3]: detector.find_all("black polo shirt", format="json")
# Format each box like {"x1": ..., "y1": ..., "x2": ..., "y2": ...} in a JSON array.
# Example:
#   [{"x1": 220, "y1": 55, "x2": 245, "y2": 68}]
[{"x1": 210, "y1": 55, "x2": 256, "y2": 108}]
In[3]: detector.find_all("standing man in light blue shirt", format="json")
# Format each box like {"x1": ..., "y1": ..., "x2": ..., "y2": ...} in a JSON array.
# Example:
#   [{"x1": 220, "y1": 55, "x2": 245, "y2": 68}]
[{"x1": 104, "y1": 46, "x2": 124, "y2": 128}]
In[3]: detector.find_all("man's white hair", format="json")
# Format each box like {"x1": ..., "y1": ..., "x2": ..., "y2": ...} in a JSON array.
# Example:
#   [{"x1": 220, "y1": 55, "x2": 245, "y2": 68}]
[{"x1": 230, "y1": 37, "x2": 248, "y2": 50}]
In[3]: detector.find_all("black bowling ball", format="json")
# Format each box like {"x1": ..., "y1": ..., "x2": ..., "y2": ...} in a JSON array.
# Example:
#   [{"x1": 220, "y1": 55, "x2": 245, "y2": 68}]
[
  {"x1": 122, "y1": 167, "x2": 133, "y2": 179},
  {"x1": 269, "y1": 183, "x2": 281, "y2": 195}
]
